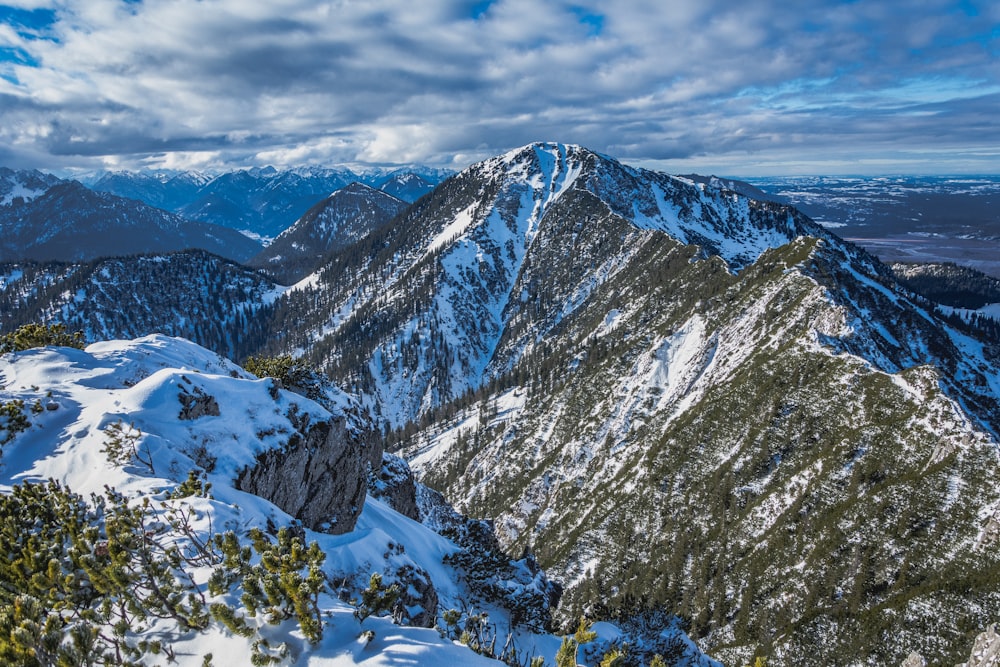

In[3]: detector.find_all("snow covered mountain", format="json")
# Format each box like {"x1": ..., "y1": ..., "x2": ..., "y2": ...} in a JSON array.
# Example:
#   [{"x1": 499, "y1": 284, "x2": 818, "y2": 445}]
[
  {"x1": 0, "y1": 167, "x2": 62, "y2": 207},
  {"x1": 376, "y1": 171, "x2": 438, "y2": 203},
  {"x1": 250, "y1": 142, "x2": 1000, "y2": 665},
  {"x1": 0, "y1": 332, "x2": 717, "y2": 666},
  {"x1": 85, "y1": 169, "x2": 210, "y2": 212},
  {"x1": 7, "y1": 143, "x2": 1000, "y2": 665},
  {"x1": 176, "y1": 167, "x2": 358, "y2": 240},
  {"x1": 0, "y1": 175, "x2": 262, "y2": 263},
  {"x1": 259, "y1": 142, "x2": 845, "y2": 423},
  {"x1": 249, "y1": 183, "x2": 410, "y2": 284}
]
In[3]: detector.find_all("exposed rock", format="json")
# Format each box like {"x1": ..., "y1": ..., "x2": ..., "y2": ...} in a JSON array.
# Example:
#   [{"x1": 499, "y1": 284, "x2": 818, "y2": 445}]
[
  {"x1": 901, "y1": 652, "x2": 926, "y2": 667},
  {"x1": 392, "y1": 563, "x2": 439, "y2": 628},
  {"x1": 236, "y1": 416, "x2": 365, "y2": 534},
  {"x1": 368, "y1": 453, "x2": 419, "y2": 520},
  {"x1": 415, "y1": 483, "x2": 470, "y2": 535},
  {"x1": 977, "y1": 516, "x2": 1000, "y2": 550},
  {"x1": 177, "y1": 380, "x2": 220, "y2": 420},
  {"x1": 958, "y1": 625, "x2": 1000, "y2": 667},
  {"x1": 360, "y1": 429, "x2": 383, "y2": 472}
]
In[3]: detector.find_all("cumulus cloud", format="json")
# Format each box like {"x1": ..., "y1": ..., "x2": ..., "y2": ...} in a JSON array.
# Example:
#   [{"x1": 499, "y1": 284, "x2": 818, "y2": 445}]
[{"x1": 0, "y1": 0, "x2": 997, "y2": 174}]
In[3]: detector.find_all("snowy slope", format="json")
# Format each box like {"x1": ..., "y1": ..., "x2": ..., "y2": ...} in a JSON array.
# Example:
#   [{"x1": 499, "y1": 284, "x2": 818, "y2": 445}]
[
  {"x1": 0, "y1": 334, "x2": 718, "y2": 666},
  {"x1": 0, "y1": 336, "x2": 495, "y2": 665},
  {"x1": 399, "y1": 229, "x2": 1000, "y2": 666},
  {"x1": 0, "y1": 167, "x2": 62, "y2": 207},
  {"x1": 262, "y1": 143, "x2": 846, "y2": 426}
]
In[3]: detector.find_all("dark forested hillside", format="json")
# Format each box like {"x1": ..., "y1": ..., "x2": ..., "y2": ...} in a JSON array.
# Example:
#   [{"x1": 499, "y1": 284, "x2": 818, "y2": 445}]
[
  {"x1": 890, "y1": 261, "x2": 1000, "y2": 309},
  {"x1": 248, "y1": 182, "x2": 409, "y2": 284},
  {"x1": 0, "y1": 252, "x2": 278, "y2": 359},
  {"x1": 0, "y1": 179, "x2": 262, "y2": 263}
]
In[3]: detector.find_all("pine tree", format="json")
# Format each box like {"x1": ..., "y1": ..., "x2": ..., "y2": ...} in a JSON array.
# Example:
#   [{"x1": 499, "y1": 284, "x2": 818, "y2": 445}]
[
  {"x1": 555, "y1": 617, "x2": 597, "y2": 667},
  {"x1": 0, "y1": 323, "x2": 85, "y2": 353}
]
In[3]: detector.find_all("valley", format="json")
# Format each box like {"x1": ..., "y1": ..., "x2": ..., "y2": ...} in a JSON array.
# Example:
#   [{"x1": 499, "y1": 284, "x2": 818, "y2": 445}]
[{"x1": 749, "y1": 176, "x2": 1000, "y2": 278}]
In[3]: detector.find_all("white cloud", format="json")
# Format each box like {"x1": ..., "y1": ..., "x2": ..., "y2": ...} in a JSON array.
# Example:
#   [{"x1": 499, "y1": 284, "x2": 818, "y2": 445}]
[{"x1": 0, "y1": 0, "x2": 998, "y2": 174}]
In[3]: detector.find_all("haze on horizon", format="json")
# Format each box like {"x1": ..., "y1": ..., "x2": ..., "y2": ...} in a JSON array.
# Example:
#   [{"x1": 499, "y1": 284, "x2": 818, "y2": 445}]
[{"x1": 1, "y1": 0, "x2": 998, "y2": 177}]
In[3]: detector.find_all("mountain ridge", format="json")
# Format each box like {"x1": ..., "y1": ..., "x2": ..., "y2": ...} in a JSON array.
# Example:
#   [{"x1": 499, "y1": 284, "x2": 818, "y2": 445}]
[
  {"x1": 0, "y1": 174, "x2": 263, "y2": 263},
  {"x1": 250, "y1": 141, "x2": 1000, "y2": 664},
  {"x1": 248, "y1": 182, "x2": 409, "y2": 284},
  {"x1": 258, "y1": 142, "x2": 853, "y2": 425},
  {"x1": 85, "y1": 164, "x2": 453, "y2": 240},
  {"x1": 3, "y1": 142, "x2": 1000, "y2": 665}
]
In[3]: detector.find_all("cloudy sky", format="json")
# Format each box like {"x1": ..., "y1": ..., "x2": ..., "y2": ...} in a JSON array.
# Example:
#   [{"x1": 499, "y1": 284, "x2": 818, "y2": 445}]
[{"x1": 1, "y1": 0, "x2": 998, "y2": 176}]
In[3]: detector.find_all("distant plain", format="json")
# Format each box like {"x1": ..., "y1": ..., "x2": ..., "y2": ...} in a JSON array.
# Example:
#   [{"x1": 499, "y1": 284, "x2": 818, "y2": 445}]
[{"x1": 750, "y1": 176, "x2": 1000, "y2": 277}]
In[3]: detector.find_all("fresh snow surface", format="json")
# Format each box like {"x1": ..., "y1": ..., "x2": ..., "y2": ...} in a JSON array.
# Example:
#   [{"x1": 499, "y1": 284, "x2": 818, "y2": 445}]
[
  {"x1": 1, "y1": 183, "x2": 48, "y2": 207},
  {"x1": 426, "y1": 203, "x2": 477, "y2": 255},
  {"x1": 240, "y1": 229, "x2": 275, "y2": 246},
  {"x1": 980, "y1": 303, "x2": 1000, "y2": 320},
  {"x1": 940, "y1": 302, "x2": 1000, "y2": 323},
  {"x1": 0, "y1": 336, "x2": 514, "y2": 666}
]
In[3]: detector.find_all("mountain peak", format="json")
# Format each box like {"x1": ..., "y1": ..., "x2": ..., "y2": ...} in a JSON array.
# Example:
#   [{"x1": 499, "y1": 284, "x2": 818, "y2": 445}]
[
  {"x1": 248, "y1": 180, "x2": 409, "y2": 284},
  {"x1": 493, "y1": 141, "x2": 593, "y2": 174},
  {"x1": 338, "y1": 180, "x2": 386, "y2": 197}
]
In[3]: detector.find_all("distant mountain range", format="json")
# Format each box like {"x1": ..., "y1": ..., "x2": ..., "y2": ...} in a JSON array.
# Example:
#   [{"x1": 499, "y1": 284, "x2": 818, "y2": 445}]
[
  {"x1": 83, "y1": 165, "x2": 451, "y2": 240},
  {"x1": 0, "y1": 164, "x2": 452, "y2": 266},
  {"x1": 248, "y1": 182, "x2": 410, "y2": 284},
  {"x1": 0, "y1": 172, "x2": 262, "y2": 263}
]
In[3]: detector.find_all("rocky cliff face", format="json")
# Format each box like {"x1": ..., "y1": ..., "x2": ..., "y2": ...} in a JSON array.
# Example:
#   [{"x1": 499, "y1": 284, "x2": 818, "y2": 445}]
[
  {"x1": 368, "y1": 452, "x2": 420, "y2": 521},
  {"x1": 237, "y1": 412, "x2": 367, "y2": 534},
  {"x1": 905, "y1": 624, "x2": 1000, "y2": 667}
]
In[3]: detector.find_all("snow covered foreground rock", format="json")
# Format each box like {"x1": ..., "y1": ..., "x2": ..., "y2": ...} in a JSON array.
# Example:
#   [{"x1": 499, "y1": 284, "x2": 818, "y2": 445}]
[{"x1": 0, "y1": 334, "x2": 717, "y2": 666}]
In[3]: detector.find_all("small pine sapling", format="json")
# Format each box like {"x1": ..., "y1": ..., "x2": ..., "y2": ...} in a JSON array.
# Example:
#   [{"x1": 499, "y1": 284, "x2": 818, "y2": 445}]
[
  {"x1": 354, "y1": 572, "x2": 400, "y2": 622},
  {"x1": 102, "y1": 419, "x2": 154, "y2": 474}
]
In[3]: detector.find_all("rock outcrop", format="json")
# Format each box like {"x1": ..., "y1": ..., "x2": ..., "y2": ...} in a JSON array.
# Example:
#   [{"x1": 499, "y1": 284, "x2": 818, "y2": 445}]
[
  {"x1": 368, "y1": 453, "x2": 419, "y2": 520},
  {"x1": 237, "y1": 416, "x2": 365, "y2": 534},
  {"x1": 959, "y1": 625, "x2": 1000, "y2": 667},
  {"x1": 177, "y1": 379, "x2": 220, "y2": 420},
  {"x1": 904, "y1": 624, "x2": 1000, "y2": 667},
  {"x1": 391, "y1": 562, "x2": 439, "y2": 628}
]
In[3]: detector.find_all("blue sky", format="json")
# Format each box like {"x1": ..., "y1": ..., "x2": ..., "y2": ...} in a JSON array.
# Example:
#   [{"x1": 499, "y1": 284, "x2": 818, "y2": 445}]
[{"x1": 1, "y1": 0, "x2": 998, "y2": 175}]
